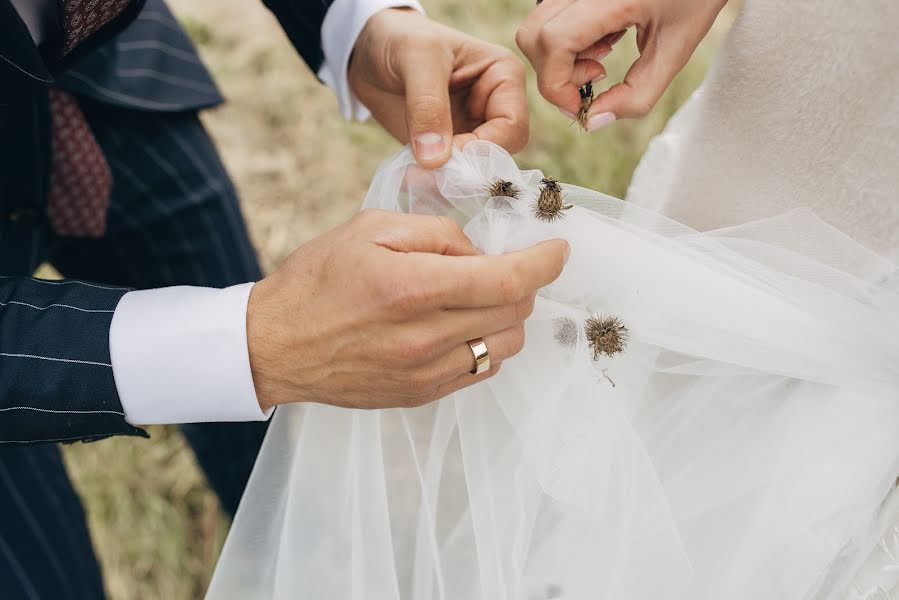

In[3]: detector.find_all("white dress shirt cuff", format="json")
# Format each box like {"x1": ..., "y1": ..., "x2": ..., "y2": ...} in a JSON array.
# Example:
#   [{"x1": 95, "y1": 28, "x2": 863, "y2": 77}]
[
  {"x1": 318, "y1": 0, "x2": 425, "y2": 121},
  {"x1": 109, "y1": 283, "x2": 272, "y2": 425}
]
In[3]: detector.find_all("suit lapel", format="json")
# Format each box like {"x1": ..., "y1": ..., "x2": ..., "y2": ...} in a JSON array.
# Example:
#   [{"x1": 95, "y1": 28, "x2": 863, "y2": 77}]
[{"x1": 0, "y1": 0, "x2": 53, "y2": 105}]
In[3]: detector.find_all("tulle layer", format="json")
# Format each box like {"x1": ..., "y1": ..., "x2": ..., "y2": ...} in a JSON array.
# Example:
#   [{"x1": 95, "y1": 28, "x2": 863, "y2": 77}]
[{"x1": 206, "y1": 142, "x2": 899, "y2": 600}]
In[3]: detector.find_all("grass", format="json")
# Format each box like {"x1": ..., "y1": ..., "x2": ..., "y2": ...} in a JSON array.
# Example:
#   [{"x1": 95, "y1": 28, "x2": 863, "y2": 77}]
[{"x1": 60, "y1": 0, "x2": 736, "y2": 597}]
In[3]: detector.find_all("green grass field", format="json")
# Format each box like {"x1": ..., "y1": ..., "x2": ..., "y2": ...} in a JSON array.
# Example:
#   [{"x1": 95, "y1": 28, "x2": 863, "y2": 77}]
[{"x1": 60, "y1": 1, "x2": 736, "y2": 597}]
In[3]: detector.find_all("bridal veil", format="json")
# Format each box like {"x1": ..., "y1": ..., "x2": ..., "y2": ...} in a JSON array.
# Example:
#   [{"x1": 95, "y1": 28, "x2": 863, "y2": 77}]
[{"x1": 206, "y1": 142, "x2": 899, "y2": 600}]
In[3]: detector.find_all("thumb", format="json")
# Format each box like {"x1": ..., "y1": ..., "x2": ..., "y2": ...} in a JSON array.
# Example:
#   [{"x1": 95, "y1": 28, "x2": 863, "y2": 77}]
[{"x1": 401, "y1": 49, "x2": 455, "y2": 169}]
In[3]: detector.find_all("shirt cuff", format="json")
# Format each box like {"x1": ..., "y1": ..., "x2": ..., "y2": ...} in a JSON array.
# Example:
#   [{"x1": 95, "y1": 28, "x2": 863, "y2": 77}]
[
  {"x1": 109, "y1": 283, "x2": 272, "y2": 425},
  {"x1": 318, "y1": 0, "x2": 425, "y2": 121}
]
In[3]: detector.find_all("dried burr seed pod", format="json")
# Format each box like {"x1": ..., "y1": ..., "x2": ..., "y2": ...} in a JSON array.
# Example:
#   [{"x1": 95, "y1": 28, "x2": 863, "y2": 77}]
[
  {"x1": 585, "y1": 315, "x2": 629, "y2": 359},
  {"x1": 533, "y1": 177, "x2": 574, "y2": 222},
  {"x1": 486, "y1": 178, "x2": 521, "y2": 200},
  {"x1": 577, "y1": 81, "x2": 594, "y2": 131}
]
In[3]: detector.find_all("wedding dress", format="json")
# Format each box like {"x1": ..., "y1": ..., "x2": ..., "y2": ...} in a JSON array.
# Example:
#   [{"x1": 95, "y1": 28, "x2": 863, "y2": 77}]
[
  {"x1": 206, "y1": 139, "x2": 898, "y2": 600},
  {"x1": 207, "y1": 1, "x2": 897, "y2": 596},
  {"x1": 624, "y1": 0, "x2": 898, "y2": 595}
]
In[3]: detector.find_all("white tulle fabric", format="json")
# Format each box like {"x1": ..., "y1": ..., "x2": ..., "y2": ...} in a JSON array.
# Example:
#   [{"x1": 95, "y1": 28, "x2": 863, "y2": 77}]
[{"x1": 206, "y1": 142, "x2": 899, "y2": 600}]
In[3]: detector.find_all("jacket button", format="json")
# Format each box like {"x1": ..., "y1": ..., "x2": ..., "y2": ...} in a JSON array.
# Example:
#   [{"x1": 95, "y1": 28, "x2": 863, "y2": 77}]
[{"x1": 7, "y1": 208, "x2": 40, "y2": 225}]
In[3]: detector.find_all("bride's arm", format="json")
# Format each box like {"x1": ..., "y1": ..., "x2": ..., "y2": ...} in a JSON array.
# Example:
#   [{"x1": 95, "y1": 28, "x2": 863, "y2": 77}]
[{"x1": 516, "y1": 0, "x2": 729, "y2": 131}]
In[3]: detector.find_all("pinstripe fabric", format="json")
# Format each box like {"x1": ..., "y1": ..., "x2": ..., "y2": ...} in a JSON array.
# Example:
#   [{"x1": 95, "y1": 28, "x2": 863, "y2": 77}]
[
  {"x1": 1, "y1": 102, "x2": 269, "y2": 598},
  {"x1": 53, "y1": 0, "x2": 341, "y2": 115},
  {"x1": 49, "y1": 99, "x2": 262, "y2": 289},
  {"x1": 55, "y1": 0, "x2": 224, "y2": 113},
  {"x1": 0, "y1": 275, "x2": 146, "y2": 444},
  {"x1": 0, "y1": 0, "x2": 340, "y2": 594},
  {"x1": 0, "y1": 445, "x2": 105, "y2": 600},
  {"x1": 51, "y1": 100, "x2": 270, "y2": 517}
]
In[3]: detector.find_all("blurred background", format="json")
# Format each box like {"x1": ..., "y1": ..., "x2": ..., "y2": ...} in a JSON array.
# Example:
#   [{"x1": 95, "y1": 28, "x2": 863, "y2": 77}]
[{"x1": 60, "y1": 0, "x2": 737, "y2": 597}]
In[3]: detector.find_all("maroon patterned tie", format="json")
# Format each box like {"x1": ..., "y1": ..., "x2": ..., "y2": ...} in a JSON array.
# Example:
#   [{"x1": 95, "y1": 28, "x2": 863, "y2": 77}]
[{"x1": 47, "y1": 0, "x2": 132, "y2": 237}]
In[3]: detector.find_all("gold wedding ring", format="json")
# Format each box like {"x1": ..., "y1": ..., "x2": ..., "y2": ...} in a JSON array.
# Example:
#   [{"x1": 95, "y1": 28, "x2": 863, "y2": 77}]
[{"x1": 467, "y1": 337, "x2": 490, "y2": 375}]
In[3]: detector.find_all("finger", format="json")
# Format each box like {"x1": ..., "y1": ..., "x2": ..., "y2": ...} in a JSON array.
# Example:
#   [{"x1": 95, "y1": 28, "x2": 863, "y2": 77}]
[
  {"x1": 359, "y1": 210, "x2": 479, "y2": 256},
  {"x1": 576, "y1": 39, "x2": 612, "y2": 62},
  {"x1": 516, "y1": 0, "x2": 578, "y2": 56},
  {"x1": 531, "y1": 0, "x2": 577, "y2": 17},
  {"x1": 410, "y1": 238, "x2": 569, "y2": 308},
  {"x1": 588, "y1": 33, "x2": 686, "y2": 121},
  {"x1": 601, "y1": 29, "x2": 627, "y2": 46},
  {"x1": 528, "y1": 5, "x2": 633, "y2": 112},
  {"x1": 457, "y1": 48, "x2": 530, "y2": 153},
  {"x1": 431, "y1": 294, "x2": 536, "y2": 352},
  {"x1": 516, "y1": 0, "x2": 581, "y2": 111},
  {"x1": 398, "y1": 43, "x2": 455, "y2": 169},
  {"x1": 545, "y1": 2, "x2": 633, "y2": 53},
  {"x1": 427, "y1": 324, "x2": 523, "y2": 383},
  {"x1": 433, "y1": 360, "x2": 502, "y2": 400},
  {"x1": 572, "y1": 59, "x2": 606, "y2": 87}
]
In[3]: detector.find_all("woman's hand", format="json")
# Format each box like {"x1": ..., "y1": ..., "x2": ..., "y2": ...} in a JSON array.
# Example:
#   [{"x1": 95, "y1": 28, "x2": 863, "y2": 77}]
[
  {"x1": 516, "y1": 0, "x2": 728, "y2": 130},
  {"x1": 349, "y1": 8, "x2": 529, "y2": 168}
]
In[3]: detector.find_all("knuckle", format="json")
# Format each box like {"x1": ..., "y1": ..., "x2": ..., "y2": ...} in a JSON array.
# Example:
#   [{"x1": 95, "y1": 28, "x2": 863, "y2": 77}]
[
  {"x1": 354, "y1": 208, "x2": 385, "y2": 227},
  {"x1": 392, "y1": 33, "x2": 415, "y2": 56},
  {"x1": 435, "y1": 215, "x2": 464, "y2": 239},
  {"x1": 515, "y1": 26, "x2": 532, "y2": 53},
  {"x1": 393, "y1": 335, "x2": 432, "y2": 366},
  {"x1": 509, "y1": 325, "x2": 526, "y2": 356},
  {"x1": 514, "y1": 295, "x2": 536, "y2": 321},
  {"x1": 405, "y1": 373, "x2": 439, "y2": 407},
  {"x1": 498, "y1": 273, "x2": 526, "y2": 304},
  {"x1": 393, "y1": 327, "x2": 443, "y2": 365},
  {"x1": 623, "y1": 3, "x2": 645, "y2": 23},
  {"x1": 380, "y1": 278, "x2": 423, "y2": 313},
  {"x1": 536, "y1": 24, "x2": 560, "y2": 53},
  {"x1": 509, "y1": 124, "x2": 530, "y2": 154},
  {"x1": 628, "y1": 93, "x2": 656, "y2": 118},
  {"x1": 407, "y1": 368, "x2": 434, "y2": 392},
  {"x1": 535, "y1": 77, "x2": 560, "y2": 104},
  {"x1": 409, "y1": 93, "x2": 447, "y2": 130}
]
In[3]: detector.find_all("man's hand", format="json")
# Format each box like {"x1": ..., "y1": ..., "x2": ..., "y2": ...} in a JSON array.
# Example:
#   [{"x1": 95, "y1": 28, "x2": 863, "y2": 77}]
[
  {"x1": 516, "y1": 0, "x2": 728, "y2": 130},
  {"x1": 247, "y1": 209, "x2": 569, "y2": 412},
  {"x1": 349, "y1": 8, "x2": 529, "y2": 168}
]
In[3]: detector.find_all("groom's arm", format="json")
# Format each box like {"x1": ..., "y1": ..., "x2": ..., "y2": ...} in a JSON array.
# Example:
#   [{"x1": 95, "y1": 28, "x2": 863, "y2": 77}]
[
  {"x1": 1, "y1": 0, "x2": 267, "y2": 445},
  {"x1": 0, "y1": 277, "x2": 272, "y2": 445},
  {"x1": 0, "y1": 277, "x2": 148, "y2": 444}
]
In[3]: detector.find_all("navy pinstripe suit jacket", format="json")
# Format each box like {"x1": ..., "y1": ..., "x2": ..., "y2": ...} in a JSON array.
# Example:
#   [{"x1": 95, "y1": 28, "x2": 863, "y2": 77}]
[{"x1": 0, "y1": 0, "x2": 335, "y2": 444}]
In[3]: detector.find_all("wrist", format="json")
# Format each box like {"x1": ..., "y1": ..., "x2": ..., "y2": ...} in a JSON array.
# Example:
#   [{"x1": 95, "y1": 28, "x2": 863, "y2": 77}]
[{"x1": 247, "y1": 278, "x2": 281, "y2": 413}]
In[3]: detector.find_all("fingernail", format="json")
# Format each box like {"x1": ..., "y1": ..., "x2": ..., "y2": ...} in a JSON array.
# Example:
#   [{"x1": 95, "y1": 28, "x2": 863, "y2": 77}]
[
  {"x1": 586, "y1": 112, "x2": 617, "y2": 132},
  {"x1": 413, "y1": 132, "x2": 448, "y2": 161},
  {"x1": 593, "y1": 47, "x2": 611, "y2": 62},
  {"x1": 558, "y1": 107, "x2": 577, "y2": 119},
  {"x1": 593, "y1": 73, "x2": 607, "y2": 83},
  {"x1": 564, "y1": 243, "x2": 571, "y2": 263}
]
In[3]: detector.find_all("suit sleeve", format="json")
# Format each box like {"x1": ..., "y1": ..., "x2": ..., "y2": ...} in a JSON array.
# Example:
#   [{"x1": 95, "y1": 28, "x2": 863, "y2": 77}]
[
  {"x1": 261, "y1": 0, "x2": 334, "y2": 74},
  {"x1": 0, "y1": 276, "x2": 148, "y2": 445},
  {"x1": 262, "y1": 0, "x2": 424, "y2": 120}
]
